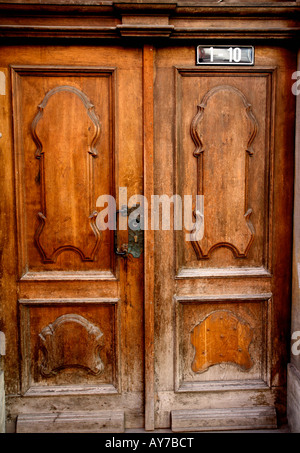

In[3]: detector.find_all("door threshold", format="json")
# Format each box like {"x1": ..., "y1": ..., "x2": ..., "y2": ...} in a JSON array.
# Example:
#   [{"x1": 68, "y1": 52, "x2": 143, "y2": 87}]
[{"x1": 125, "y1": 425, "x2": 290, "y2": 433}]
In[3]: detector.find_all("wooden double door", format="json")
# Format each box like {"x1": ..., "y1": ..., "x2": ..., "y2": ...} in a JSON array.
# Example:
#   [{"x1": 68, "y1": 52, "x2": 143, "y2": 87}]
[{"x1": 0, "y1": 43, "x2": 296, "y2": 432}]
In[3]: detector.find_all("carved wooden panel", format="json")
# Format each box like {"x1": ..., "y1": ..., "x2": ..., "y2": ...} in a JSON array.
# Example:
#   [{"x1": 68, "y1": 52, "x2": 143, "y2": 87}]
[
  {"x1": 190, "y1": 85, "x2": 257, "y2": 260},
  {"x1": 39, "y1": 314, "x2": 105, "y2": 377},
  {"x1": 5, "y1": 48, "x2": 145, "y2": 429},
  {"x1": 19, "y1": 299, "x2": 120, "y2": 395},
  {"x1": 175, "y1": 68, "x2": 275, "y2": 275},
  {"x1": 32, "y1": 85, "x2": 101, "y2": 264},
  {"x1": 175, "y1": 295, "x2": 272, "y2": 392},
  {"x1": 191, "y1": 310, "x2": 253, "y2": 373},
  {"x1": 154, "y1": 47, "x2": 294, "y2": 429},
  {"x1": 11, "y1": 66, "x2": 116, "y2": 277}
]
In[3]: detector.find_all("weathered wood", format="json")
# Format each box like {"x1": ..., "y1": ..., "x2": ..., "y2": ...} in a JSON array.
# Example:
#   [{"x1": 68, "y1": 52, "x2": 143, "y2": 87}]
[
  {"x1": 175, "y1": 295, "x2": 272, "y2": 392},
  {"x1": 0, "y1": 2, "x2": 299, "y2": 40},
  {"x1": 171, "y1": 406, "x2": 277, "y2": 432},
  {"x1": 176, "y1": 267, "x2": 272, "y2": 278},
  {"x1": 189, "y1": 84, "x2": 257, "y2": 260},
  {"x1": 154, "y1": 44, "x2": 295, "y2": 428},
  {"x1": 0, "y1": 370, "x2": 4, "y2": 433},
  {"x1": 0, "y1": 64, "x2": 19, "y2": 398},
  {"x1": 143, "y1": 43, "x2": 155, "y2": 431},
  {"x1": 0, "y1": 332, "x2": 5, "y2": 357},
  {"x1": 175, "y1": 66, "x2": 275, "y2": 274},
  {"x1": 288, "y1": 47, "x2": 300, "y2": 434},
  {"x1": 0, "y1": 4, "x2": 298, "y2": 433},
  {"x1": 2, "y1": 45, "x2": 144, "y2": 430},
  {"x1": 16, "y1": 410, "x2": 125, "y2": 433},
  {"x1": 11, "y1": 65, "x2": 116, "y2": 277},
  {"x1": 19, "y1": 298, "x2": 121, "y2": 395},
  {"x1": 291, "y1": 49, "x2": 300, "y2": 375},
  {"x1": 287, "y1": 364, "x2": 300, "y2": 432}
]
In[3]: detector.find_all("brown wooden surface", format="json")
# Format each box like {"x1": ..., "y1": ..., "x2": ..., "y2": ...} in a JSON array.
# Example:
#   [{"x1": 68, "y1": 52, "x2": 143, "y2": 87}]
[
  {"x1": 1, "y1": 45, "x2": 145, "y2": 429},
  {"x1": 16, "y1": 410, "x2": 125, "y2": 433},
  {"x1": 189, "y1": 84, "x2": 257, "y2": 259},
  {"x1": 0, "y1": 37, "x2": 297, "y2": 432},
  {"x1": 154, "y1": 44, "x2": 295, "y2": 428},
  {"x1": 171, "y1": 406, "x2": 277, "y2": 432},
  {"x1": 175, "y1": 66, "x2": 275, "y2": 273},
  {"x1": 12, "y1": 66, "x2": 114, "y2": 275},
  {"x1": 0, "y1": 2, "x2": 299, "y2": 40},
  {"x1": 143, "y1": 44, "x2": 155, "y2": 431}
]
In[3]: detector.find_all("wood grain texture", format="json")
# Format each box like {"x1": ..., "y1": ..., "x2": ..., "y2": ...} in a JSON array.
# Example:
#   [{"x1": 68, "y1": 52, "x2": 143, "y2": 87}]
[
  {"x1": 143, "y1": 43, "x2": 155, "y2": 431},
  {"x1": 0, "y1": 65, "x2": 19, "y2": 396},
  {"x1": 0, "y1": 2, "x2": 299, "y2": 40},
  {"x1": 154, "y1": 44, "x2": 295, "y2": 428},
  {"x1": 190, "y1": 310, "x2": 253, "y2": 373},
  {"x1": 175, "y1": 66, "x2": 275, "y2": 274},
  {"x1": 39, "y1": 314, "x2": 105, "y2": 377},
  {"x1": 171, "y1": 406, "x2": 277, "y2": 432},
  {"x1": 32, "y1": 85, "x2": 101, "y2": 264},
  {"x1": 0, "y1": 30, "x2": 296, "y2": 432},
  {"x1": 11, "y1": 65, "x2": 116, "y2": 277},
  {"x1": 3, "y1": 46, "x2": 144, "y2": 430},
  {"x1": 16, "y1": 410, "x2": 125, "y2": 433},
  {"x1": 291, "y1": 50, "x2": 300, "y2": 373},
  {"x1": 190, "y1": 85, "x2": 257, "y2": 260},
  {"x1": 19, "y1": 298, "x2": 121, "y2": 395},
  {"x1": 175, "y1": 294, "x2": 272, "y2": 392}
]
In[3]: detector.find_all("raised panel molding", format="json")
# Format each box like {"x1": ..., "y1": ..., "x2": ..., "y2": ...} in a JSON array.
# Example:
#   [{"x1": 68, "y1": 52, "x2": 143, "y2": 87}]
[
  {"x1": 39, "y1": 313, "x2": 105, "y2": 377},
  {"x1": 1, "y1": 4, "x2": 299, "y2": 41},
  {"x1": 32, "y1": 85, "x2": 101, "y2": 264},
  {"x1": 11, "y1": 66, "x2": 116, "y2": 279},
  {"x1": 190, "y1": 84, "x2": 257, "y2": 260},
  {"x1": 171, "y1": 406, "x2": 277, "y2": 432},
  {"x1": 175, "y1": 67, "x2": 276, "y2": 276},
  {"x1": 16, "y1": 410, "x2": 125, "y2": 433},
  {"x1": 174, "y1": 294, "x2": 272, "y2": 393},
  {"x1": 19, "y1": 298, "x2": 120, "y2": 396},
  {"x1": 191, "y1": 310, "x2": 253, "y2": 374}
]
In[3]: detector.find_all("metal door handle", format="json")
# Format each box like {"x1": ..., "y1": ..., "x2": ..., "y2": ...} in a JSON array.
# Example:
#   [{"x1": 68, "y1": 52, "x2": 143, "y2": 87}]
[{"x1": 114, "y1": 204, "x2": 143, "y2": 258}]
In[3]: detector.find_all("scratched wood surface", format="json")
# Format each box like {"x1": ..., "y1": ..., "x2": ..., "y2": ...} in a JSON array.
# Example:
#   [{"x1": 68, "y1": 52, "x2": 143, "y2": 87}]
[
  {"x1": 0, "y1": 36, "x2": 297, "y2": 433},
  {"x1": 153, "y1": 44, "x2": 295, "y2": 428},
  {"x1": 2, "y1": 45, "x2": 145, "y2": 430}
]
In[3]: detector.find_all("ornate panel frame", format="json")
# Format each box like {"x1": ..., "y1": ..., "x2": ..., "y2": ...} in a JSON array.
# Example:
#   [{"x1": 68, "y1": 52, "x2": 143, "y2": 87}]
[
  {"x1": 174, "y1": 293, "x2": 273, "y2": 393},
  {"x1": 11, "y1": 65, "x2": 117, "y2": 281},
  {"x1": 174, "y1": 66, "x2": 276, "y2": 279},
  {"x1": 19, "y1": 298, "x2": 121, "y2": 397}
]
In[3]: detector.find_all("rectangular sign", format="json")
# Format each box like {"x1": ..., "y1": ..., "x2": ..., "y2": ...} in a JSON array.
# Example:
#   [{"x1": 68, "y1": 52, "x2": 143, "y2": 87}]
[{"x1": 196, "y1": 46, "x2": 254, "y2": 66}]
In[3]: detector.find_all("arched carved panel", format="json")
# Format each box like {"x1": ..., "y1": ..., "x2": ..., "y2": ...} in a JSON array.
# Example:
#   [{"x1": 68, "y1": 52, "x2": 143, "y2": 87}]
[
  {"x1": 191, "y1": 310, "x2": 253, "y2": 374},
  {"x1": 39, "y1": 313, "x2": 105, "y2": 377},
  {"x1": 190, "y1": 85, "x2": 257, "y2": 260},
  {"x1": 32, "y1": 85, "x2": 101, "y2": 263}
]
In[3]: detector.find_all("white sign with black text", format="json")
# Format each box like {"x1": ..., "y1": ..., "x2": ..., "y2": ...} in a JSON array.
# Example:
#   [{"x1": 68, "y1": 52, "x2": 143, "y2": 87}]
[{"x1": 196, "y1": 46, "x2": 254, "y2": 66}]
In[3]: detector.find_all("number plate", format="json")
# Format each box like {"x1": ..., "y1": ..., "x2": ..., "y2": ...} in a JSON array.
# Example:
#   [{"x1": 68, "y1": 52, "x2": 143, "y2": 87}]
[{"x1": 196, "y1": 46, "x2": 254, "y2": 66}]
